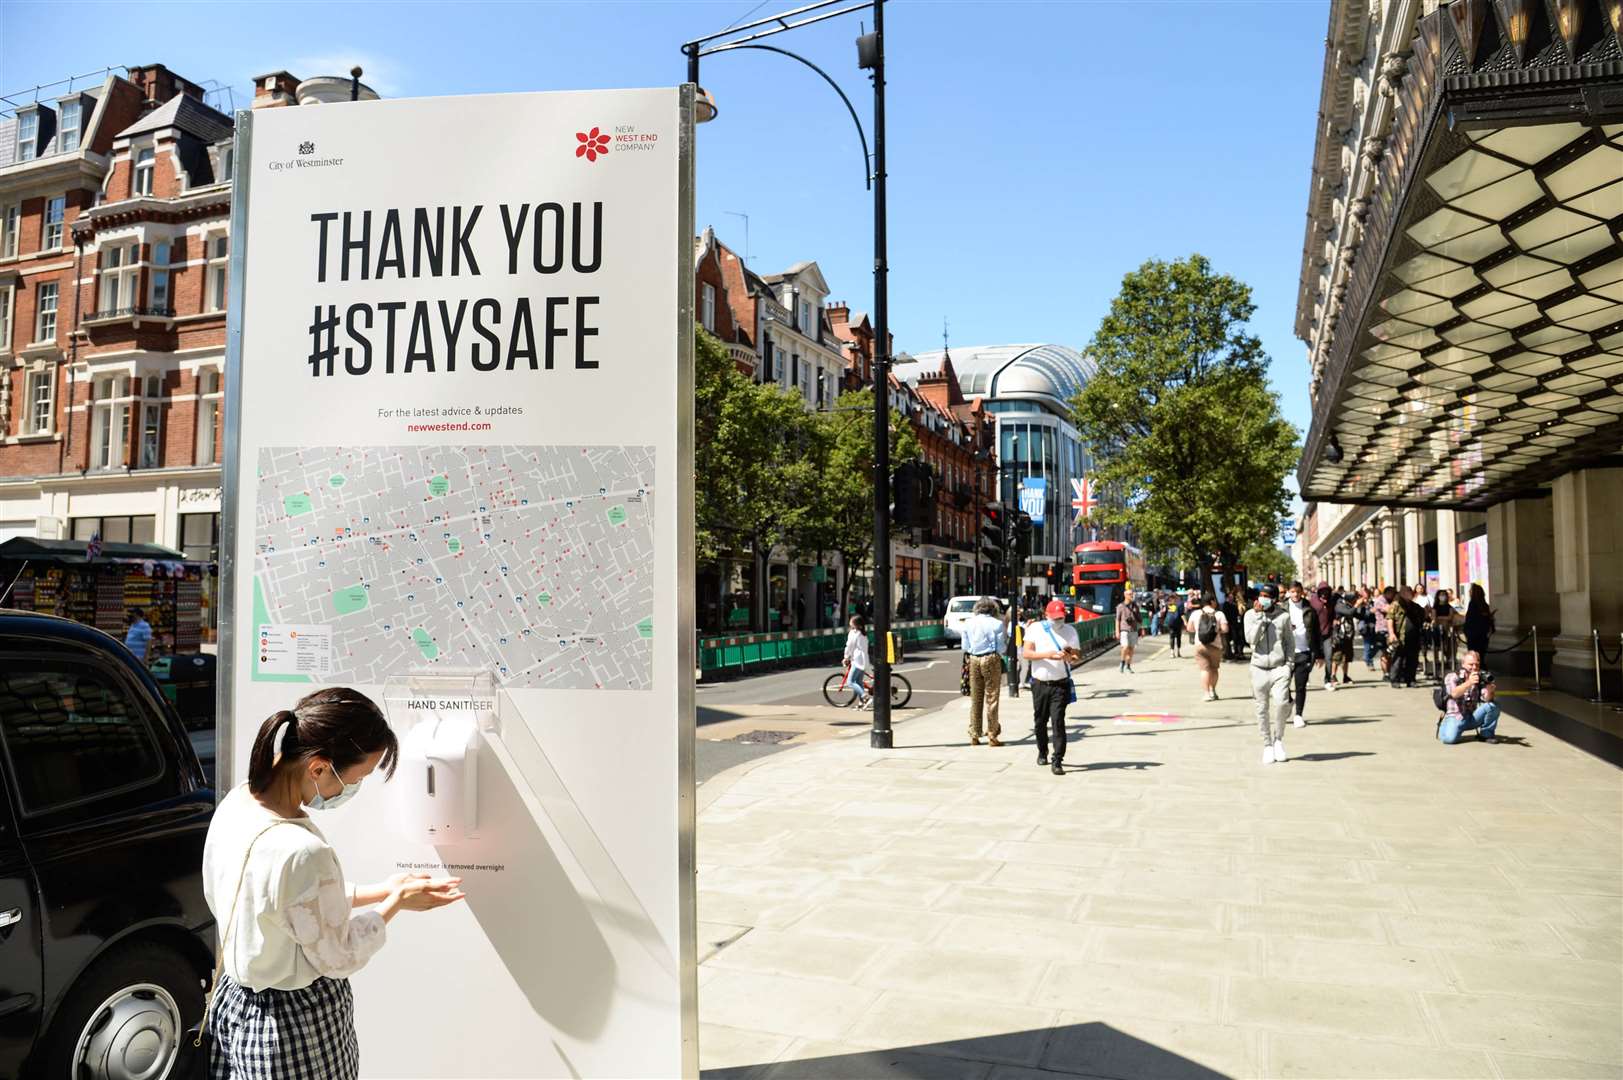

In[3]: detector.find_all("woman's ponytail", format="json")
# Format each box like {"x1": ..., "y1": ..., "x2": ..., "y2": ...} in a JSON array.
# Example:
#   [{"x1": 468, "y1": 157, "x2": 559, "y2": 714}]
[
  {"x1": 248, "y1": 710, "x2": 298, "y2": 794},
  {"x1": 245, "y1": 689, "x2": 397, "y2": 796}
]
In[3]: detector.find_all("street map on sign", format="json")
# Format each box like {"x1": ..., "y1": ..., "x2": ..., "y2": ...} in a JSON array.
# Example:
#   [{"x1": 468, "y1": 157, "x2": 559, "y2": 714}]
[{"x1": 253, "y1": 445, "x2": 656, "y2": 690}]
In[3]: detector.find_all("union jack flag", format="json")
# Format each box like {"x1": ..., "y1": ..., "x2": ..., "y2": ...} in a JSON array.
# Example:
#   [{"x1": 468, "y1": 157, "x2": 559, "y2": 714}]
[{"x1": 1071, "y1": 476, "x2": 1097, "y2": 525}]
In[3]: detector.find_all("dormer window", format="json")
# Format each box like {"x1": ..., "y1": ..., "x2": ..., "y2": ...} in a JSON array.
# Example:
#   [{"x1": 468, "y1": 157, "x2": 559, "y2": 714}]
[
  {"x1": 59, "y1": 100, "x2": 81, "y2": 152},
  {"x1": 16, "y1": 111, "x2": 39, "y2": 161},
  {"x1": 134, "y1": 148, "x2": 155, "y2": 196}
]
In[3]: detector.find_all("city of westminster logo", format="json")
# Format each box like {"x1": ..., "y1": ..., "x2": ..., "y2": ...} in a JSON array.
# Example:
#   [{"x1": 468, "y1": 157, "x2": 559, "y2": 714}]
[{"x1": 298, "y1": 141, "x2": 315, "y2": 155}]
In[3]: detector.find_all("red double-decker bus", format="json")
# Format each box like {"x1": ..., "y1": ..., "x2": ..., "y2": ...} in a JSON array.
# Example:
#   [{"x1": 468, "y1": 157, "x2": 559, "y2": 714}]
[{"x1": 1071, "y1": 540, "x2": 1147, "y2": 619}]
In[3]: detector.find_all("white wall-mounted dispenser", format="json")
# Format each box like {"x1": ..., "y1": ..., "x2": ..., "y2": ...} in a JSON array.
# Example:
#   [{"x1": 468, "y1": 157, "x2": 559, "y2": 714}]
[
  {"x1": 398, "y1": 713, "x2": 480, "y2": 844},
  {"x1": 382, "y1": 671, "x2": 497, "y2": 846}
]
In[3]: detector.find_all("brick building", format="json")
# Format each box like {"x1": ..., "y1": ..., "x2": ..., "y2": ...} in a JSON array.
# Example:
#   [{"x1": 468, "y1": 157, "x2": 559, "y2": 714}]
[{"x1": 0, "y1": 63, "x2": 374, "y2": 643}]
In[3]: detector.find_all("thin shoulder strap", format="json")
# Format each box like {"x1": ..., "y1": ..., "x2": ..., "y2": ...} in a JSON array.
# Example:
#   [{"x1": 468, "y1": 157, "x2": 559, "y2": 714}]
[{"x1": 194, "y1": 818, "x2": 294, "y2": 1047}]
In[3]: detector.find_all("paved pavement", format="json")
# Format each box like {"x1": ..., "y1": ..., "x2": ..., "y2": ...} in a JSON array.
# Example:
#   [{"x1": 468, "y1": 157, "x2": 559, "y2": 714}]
[
  {"x1": 695, "y1": 638, "x2": 1623, "y2": 1079},
  {"x1": 696, "y1": 650, "x2": 965, "y2": 783}
]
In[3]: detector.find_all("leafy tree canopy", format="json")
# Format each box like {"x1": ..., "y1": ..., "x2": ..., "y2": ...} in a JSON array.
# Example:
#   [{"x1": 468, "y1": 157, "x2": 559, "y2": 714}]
[{"x1": 1070, "y1": 255, "x2": 1299, "y2": 592}]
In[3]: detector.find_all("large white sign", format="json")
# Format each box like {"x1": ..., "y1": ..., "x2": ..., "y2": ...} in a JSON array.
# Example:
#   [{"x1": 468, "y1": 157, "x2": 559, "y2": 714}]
[{"x1": 222, "y1": 88, "x2": 696, "y2": 1078}]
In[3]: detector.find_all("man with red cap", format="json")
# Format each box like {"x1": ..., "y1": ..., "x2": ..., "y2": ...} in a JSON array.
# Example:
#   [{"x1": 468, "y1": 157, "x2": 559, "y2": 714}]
[{"x1": 1021, "y1": 598, "x2": 1082, "y2": 776}]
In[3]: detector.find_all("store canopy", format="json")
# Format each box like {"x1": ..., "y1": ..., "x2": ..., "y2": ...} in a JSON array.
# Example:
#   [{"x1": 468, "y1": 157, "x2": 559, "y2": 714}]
[
  {"x1": 1299, "y1": 6, "x2": 1623, "y2": 510},
  {"x1": 0, "y1": 537, "x2": 190, "y2": 565}
]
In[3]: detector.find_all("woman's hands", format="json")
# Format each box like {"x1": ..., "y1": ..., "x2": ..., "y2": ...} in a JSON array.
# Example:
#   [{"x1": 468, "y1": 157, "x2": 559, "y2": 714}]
[{"x1": 377, "y1": 873, "x2": 466, "y2": 922}]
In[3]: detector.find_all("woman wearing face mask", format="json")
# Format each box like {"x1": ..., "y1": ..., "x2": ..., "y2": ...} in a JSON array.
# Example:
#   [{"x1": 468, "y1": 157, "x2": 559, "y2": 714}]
[{"x1": 202, "y1": 687, "x2": 465, "y2": 1079}]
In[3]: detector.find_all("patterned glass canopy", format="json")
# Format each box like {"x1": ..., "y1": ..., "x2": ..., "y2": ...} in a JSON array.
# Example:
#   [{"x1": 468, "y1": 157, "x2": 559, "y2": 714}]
[{"x1": 1305, "y1": 121, "x2": 1623, "y2": 508}]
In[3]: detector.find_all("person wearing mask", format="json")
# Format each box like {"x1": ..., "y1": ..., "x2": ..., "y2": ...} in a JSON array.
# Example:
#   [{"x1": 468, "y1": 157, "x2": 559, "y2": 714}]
[
  {"x1": 1439, "y1": 649, "x2": 1500, "y2": 744},
  {"x1": 1461, "y1": 583, "x2": 1495, "y2": 657},
  {"x1": 1021, "y1": 598, "x2": 1081, "y2": 776},
  {"x1": 203, "y1": 688, "x2": 465, "y2": 1078},
  {"x1": 1191, "y1": 591, "x2": 1228, "y2": 701},
  {"x1": 124, "y1": 607, "x2": 153, "y2": 662},
  {"x1": 1245, "y1": 583, "x2": 1294, "y2": 764},
  {"x1": 1116, "y1": 588, "x2": 1141, "y2": 674},
  {"x1": 960, "y1": 598, "x2": 1008, "y2": 746},
  {"x1": 1310, "y1": 585, "x2": 1336, "y2": 691},
  {"x1": 1284, "y1": 582, "x2": 1323, "y2": 729},
  {"x1": 1163, "y1": 596, "x2": 1185, "y2": 659},
  {"x1": 842, "y1": 615, "x2": 873, "y2": 710}
]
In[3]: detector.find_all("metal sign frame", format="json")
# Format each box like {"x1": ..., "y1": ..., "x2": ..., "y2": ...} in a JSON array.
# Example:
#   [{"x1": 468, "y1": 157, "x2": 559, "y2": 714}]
[{"x1": 218, "y1": 85, "x2": 699, "y2": 1078}]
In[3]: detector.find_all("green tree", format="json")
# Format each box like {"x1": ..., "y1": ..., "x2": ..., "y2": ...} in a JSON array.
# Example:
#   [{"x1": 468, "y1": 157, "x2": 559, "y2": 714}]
[
  {"x1": 695, "y1": 330, "x2": 828, "y2": 630},
  {"x1": 1069, "y1": 255, "x2": 1299, "y2": 596},
  {"x1": 1241, "y1": 541, "x2": 1297, "y2": 584},
  {"x1": 797, "y1": 390, "x2": 921, "y2": 621}
]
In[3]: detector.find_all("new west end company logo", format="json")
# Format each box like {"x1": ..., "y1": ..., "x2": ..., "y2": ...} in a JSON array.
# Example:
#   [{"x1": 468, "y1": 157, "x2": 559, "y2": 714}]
[
  {"x1": 574, "y1": 124, "x2": 660, "y2": 162},
  {"x1": 575, "y1": 127, "x2": 611, "y2": 162}
]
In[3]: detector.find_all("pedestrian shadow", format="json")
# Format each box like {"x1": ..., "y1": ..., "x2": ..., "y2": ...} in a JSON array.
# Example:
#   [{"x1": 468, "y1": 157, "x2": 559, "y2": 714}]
[
  {"x1": 1293, "y1": 751, "x2": 1376, "y2": 762},
  {"x1": 1487, "y1": 735, "x2": 1533, "y2": 748},
  {"x1": 1062, "y1": 760, "x2": 1164, "y2": 772},
  {"x1": 1306, "y1": 716, "x2": 1382, "y2": 726},
  {"x1": 700, "y1": 1020, "x2": 1229, "y2": 1079},
  {"x1": 1088, "y1": 689, "x2": 1132, "y2": 699}
]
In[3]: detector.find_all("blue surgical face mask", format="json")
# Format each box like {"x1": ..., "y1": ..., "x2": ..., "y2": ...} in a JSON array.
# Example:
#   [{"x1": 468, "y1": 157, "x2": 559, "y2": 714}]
[
  {"x1": 1260, "y1": 597, "x2": 1275, "y2": 610},
  {"x1": 307, "y1": 766, "x2": 361, "y2": 811}
]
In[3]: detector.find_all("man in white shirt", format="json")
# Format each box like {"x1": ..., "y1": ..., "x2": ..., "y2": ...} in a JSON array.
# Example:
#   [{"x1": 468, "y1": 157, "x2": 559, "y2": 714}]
[
  {"x1": 1021, "y1": 599, "x2": 1081, "y2": 776},
  {"x1": 960, "y1": 598, "x2": 1009, "y2": 745}
]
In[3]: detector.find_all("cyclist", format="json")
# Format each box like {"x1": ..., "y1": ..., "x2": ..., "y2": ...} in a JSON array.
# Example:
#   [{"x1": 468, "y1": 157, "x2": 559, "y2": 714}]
[{"x1": 842, "y1": 614, "x2": 873, "y2": 711}]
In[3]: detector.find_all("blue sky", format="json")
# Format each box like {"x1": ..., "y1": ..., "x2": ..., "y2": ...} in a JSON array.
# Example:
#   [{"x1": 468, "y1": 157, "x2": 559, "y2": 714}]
[{"x1": 2, "y1": 0, "x2": 1326, "y2": 492}]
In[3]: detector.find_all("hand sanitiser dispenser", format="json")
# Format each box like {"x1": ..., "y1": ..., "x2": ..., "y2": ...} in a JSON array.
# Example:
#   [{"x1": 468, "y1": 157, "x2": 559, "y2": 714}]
[
  {"x1": 383, "y1": 672, "x2": 497, "y2": 846},
  {"x1": 398, "y1": 713, "x2": 480, "y2": 844}
]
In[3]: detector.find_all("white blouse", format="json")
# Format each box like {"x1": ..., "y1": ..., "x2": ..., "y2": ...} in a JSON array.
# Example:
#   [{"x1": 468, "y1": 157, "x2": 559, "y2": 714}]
[{"x1": 202, "y1": 784, "x2": 387, "y2": 991}]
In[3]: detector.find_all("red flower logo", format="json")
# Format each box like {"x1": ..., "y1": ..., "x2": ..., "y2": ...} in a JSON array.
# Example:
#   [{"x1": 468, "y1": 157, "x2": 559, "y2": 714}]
[{"x1": 575, "y1": 127, "x2": 610, "y2": 162}]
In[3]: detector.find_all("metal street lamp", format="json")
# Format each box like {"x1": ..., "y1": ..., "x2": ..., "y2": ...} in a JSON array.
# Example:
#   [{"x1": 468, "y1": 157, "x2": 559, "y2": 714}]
[{"x1": 684, "y1": 0, "x2": 896, "y2": 748}]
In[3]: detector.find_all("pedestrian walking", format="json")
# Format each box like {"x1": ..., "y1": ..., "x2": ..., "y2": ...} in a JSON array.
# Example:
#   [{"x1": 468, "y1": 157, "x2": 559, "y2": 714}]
[
  {"x1": 124, "y1": 607, "x2": 153, "y2": 662},
  {"x1": 1116, "y1": 589, "x2": 1141, "y2": 674},
  {"x1": 842, "y1": 615, "x2": 873, "y2": 710},
  {"x1": 960, "y1": 598, "x2": 1008, "y2": 747},
  {"x1": 1163, "y1": 597, "x2": 1185, "y2": 658},
  {"x1": 1246, "y1": 583, "x2": 1294, "y2": 764},
  {"x1": 1311, "y1": 584, "x2": 1337, "y2": 691},
  {"x1": 1191, "y1": 591, "x2": 1228, "y2": 700},
  {"x1": 1331, "y1": 589, "x2": 1357, "y2": 685},
  {"x1": 203, "y1": 688, "x2": 465, "y2": 1080},
  {"x1": 1284, "y1": 582, "x2": 1322, "y2": 729},
  {"x1": 1021, "y1": 598, "x2": 1081, "y2": 776},
  {"x1": 1222, "y1": 593, "x2": 1243, "y2": 662},
  {"x1": 1462, "y1": 583, "x2": 1495, "y2": 656},
  {"x1": 1375, "y1": 586, "x2": 1395, "y2": 678},
  {"x1": 1391, "y1": 586, "x2": 1424, "y2": 688}
]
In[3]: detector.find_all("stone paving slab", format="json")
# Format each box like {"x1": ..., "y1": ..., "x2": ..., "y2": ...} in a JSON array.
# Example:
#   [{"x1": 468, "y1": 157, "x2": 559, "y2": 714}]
[{"x1": 697, "y1": 641, "x2": 1623, "y2": 1079}]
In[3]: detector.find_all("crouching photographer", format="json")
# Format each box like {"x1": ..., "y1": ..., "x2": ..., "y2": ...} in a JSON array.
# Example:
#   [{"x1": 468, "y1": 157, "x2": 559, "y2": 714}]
[{"x1": 1437, "y1": 649, "x2": 1500, "y2": 744}]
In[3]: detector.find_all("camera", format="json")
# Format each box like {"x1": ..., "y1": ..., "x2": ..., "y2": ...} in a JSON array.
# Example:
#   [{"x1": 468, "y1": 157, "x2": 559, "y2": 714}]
[{"x1": 1479, "y1": 671, "x2": 1494, "y2": 684}]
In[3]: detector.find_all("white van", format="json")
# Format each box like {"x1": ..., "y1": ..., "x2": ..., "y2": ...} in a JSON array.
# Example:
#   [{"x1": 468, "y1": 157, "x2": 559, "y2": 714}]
[{"x1": 942, "y1": 595, "x2": 1003, "y2": 645}]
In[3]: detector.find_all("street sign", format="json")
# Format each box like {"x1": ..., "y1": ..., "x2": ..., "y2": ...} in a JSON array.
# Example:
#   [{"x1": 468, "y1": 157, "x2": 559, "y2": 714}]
[
  {"x1": 222, "y1": 87, "x2": 696, "y2": 1078},
  {"x1": 1283, "y1": 527, "x2": 1298, "y2": 544},
  {"x1": 1018, "y1": 477, "x2": 1046, "y2": 524}
]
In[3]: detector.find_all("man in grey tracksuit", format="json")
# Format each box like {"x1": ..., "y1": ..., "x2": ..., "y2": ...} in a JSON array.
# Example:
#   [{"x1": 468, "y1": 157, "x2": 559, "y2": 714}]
[{"x1": 1245, "y1": 581, "x2": 1294, "y2": 765}]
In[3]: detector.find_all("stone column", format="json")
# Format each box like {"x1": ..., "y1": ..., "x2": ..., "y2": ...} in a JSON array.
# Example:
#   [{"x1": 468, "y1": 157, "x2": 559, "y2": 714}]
[
  {"x1": 1380, "y1": 511, "x2": 1399, "y2": 590},
  {"x1": 1486, "y1": 494, "x2": 1556, "y2": 677},
  {"x1": 1550, "y1": 467, "x2": 1623, "y2": 699},
  {"x1": 1437, "y1": 509, "x2": 1458, "y2": 597},
  {"x1": 1403, "y1": 509, "x2": 1422, "y2": 589},
  {"x1": 1364, "y1": 526, "x2": 1380, "y2": 589},
  {"x1": 1353, "y1": 532, "x2": 1368, "y2": 587}
]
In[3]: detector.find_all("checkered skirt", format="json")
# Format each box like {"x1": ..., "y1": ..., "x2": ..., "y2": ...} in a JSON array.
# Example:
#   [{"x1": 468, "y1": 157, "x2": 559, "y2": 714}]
[{"x1": 208, "y1": 974, "x2": 359, "y2": 1080}]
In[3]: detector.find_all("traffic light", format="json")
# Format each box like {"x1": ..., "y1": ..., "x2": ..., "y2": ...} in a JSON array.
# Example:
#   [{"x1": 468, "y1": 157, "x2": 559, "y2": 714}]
[
  {"x1": 891, "y1": 460, "x2": 934, "y2": 529},
  {"x1": 1044, "y1": 562, "x2": 1059, "y2": 588},
  {"x1": 1011, "y1": 511, "x2": 1033, "y2": 564},
  {"x1": 980, "y1": 504, "x2": 1006, "y2": 560}
]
